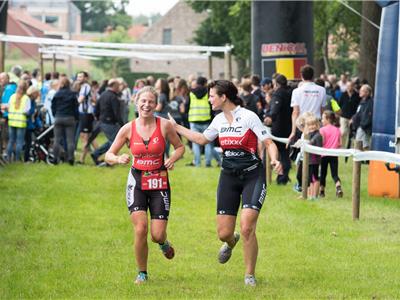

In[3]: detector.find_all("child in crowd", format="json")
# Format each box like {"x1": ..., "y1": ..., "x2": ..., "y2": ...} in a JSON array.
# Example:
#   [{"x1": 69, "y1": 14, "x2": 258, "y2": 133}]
[
  {"x1": 319, "y1": 110, "x2": 343, "y2": 198},
  {"x1": 292, "y1": 112, "x2": 314, "y2": 193},
  {"x1": 304, "y1": 115, "x2": 323, "y2": 200}
]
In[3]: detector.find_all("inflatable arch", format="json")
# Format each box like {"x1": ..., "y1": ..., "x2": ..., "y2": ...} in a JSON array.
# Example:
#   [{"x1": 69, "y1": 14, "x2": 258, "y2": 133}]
[{"x1": 369, "y1": 1, "x2": 400, "y2": 198}]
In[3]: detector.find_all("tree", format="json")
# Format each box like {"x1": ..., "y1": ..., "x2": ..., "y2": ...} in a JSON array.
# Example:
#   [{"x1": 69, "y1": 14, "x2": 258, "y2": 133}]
[
  {"x1": 73, "y1": 0, "x2": 132, "y2": 32},
  {"x1": 313, "y1": 1, "x2": 361, "y2": 75},
  {"x1": 91, "y1": 26, "x2": 133, "y2": 77},
  {"x1": 359, "y1": 2, "x2": 381, "y2": 88},
  {"x1": 189, "y1": 1, "x2": 251, "y2": 77}
]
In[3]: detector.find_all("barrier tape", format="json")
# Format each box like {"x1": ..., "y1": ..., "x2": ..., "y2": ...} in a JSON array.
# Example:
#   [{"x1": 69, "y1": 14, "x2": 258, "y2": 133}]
[{"x1": 265, "y1": 127, "x2": 400, "y2": 165}]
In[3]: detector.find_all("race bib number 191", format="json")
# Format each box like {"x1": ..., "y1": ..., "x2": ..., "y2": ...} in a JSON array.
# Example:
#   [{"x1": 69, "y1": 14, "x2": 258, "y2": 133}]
[{"x1": 141, "y1": 171, "x2": 168, "y2": 190}]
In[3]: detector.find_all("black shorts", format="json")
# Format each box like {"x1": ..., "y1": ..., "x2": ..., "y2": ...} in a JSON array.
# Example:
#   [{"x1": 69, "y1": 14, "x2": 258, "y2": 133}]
[
  {"x1": 217, "y1": 165, "x2": 266, "y2": 216},
  {"x1": 308, "y1": 164, "x2": 320, "y2": 185},
  {"x1": 126, "y1": 168, "x2": 171, "y2": 220},
  {"x1": 79, "y1": 114, "x2": 94, "y2": 133}
]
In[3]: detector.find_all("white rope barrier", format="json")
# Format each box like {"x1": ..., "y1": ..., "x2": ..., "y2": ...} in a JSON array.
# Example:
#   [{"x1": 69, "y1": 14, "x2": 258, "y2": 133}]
[
  {"x1": 265, "y1": 127, "x2": 400, "y2": 165},
  {"x1": 303, "y1": 143, "x2": 357, "y2": 157}
]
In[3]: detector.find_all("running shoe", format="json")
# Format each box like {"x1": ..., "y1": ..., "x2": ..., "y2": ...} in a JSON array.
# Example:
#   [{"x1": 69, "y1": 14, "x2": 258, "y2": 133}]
[
  {"x1": 160, "y1": 240, "x2": 175, "y2": 259},
  {"x1": 319, "y1": 190, "x2": 325, "y2": 198},
  {"x1": 218, "y1": 232, "x2": 240, "y2": 264},
  {"x1": 293, "y1": 183, "x2": 302, "y2": 193},
  {"x1": 134, "y1": 272, "x2": 148, "y2": 284},
  {"x1": 244, "y1": 274, "x2": 257, "y2": 287},
  {"x1": 336, "y1": 186, "x2": 343, "y2": 198}
]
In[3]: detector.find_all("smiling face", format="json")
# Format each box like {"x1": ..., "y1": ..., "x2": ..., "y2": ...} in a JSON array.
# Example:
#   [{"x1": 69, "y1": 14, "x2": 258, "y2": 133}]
[
  {"x1": 208, "y1": 87, "x2": 225, "y2": 111},
  {"x1": 306, "y1": 120, "x2": 318, "y2": 133},
  {"x1": 136, "y1": 91, "x2": 157, "y2": 117}
]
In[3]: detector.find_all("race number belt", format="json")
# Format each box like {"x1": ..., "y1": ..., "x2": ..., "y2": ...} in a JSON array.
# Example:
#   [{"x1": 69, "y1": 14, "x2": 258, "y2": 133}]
[{"x1": 141, "y1": 170, "x2": 168, "y2": 190}]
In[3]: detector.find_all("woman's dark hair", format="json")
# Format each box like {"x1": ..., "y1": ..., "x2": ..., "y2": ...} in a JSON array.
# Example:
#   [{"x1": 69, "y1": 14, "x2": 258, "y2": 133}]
[
  {"x1": 60, "y1": 77, "x2": 71, "y2": 89},
  {"x1": 323, "y1": 110, "x2": 337, "y2": 126},
  {"x1": 99, "y1": 79, "x2": 108, "y2": 95},
  {"x1": 157, "y1": 78, "x2": 170, "y2": 101},
  {"x1": 176, "y1": 79, "x2": 189, "y2": 96},
  {"x1": 275, "y1": 74, "x2": 287, "y2": 87},
  {"x1": 208, "y1": 80, "x2": 243, "y2": 106}
]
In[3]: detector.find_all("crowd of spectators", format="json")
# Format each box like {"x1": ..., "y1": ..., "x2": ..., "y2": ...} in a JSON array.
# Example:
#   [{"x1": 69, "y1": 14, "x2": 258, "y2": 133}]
[{"x1": 0, "y1": 64, "x2": 374, "y2": 198}]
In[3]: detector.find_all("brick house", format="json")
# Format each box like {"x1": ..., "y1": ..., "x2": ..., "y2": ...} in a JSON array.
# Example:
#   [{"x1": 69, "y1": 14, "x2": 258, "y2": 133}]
[
  {"x1": 131, "y1": 1, "x2": 237, "y2": 80},
  {"x1": 9, "y1": 0, "x2": 81, "y2": 35}
]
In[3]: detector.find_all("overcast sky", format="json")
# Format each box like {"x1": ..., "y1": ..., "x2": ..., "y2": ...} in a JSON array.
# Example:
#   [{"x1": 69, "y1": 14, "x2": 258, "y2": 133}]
[{"x1": 127, "y1": 0, "x2": 179, "y2": 16}]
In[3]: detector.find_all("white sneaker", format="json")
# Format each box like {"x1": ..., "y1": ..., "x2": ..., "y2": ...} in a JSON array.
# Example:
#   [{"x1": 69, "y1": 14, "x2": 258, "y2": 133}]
[
  {"x1": 218, "y1": 232, "x2": 240, "y2": 264},
  {"x1": 134, "y1": 272, "x2": 148, "y2": 284},
  {"x1": 244, "y1": 274, "x2": 257, "y2": 287}
]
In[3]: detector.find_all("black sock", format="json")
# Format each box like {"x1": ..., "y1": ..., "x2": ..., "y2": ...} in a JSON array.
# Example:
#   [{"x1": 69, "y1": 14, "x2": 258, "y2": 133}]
[{"x1": 139, "y1": 271, "x2": 147, "y2": 275}]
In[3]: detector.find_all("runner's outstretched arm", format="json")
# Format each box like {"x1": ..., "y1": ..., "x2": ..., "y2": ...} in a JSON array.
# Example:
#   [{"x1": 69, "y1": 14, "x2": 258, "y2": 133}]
[{"x1": 168, "y1": 113, "x2": 210, "y2": 146}]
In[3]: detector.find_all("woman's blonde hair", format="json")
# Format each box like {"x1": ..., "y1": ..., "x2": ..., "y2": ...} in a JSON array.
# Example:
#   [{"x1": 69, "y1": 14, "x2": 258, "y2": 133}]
[
  {"x1": 135, "y1": 86, "x2": 158, "y2": 102},
  {"x1": 296, "y1": 112, "x2": 315, "y2": 131},
  {"x1": 305, "y1": 115, "x2": 320, "y2": 130},
  {"x1": 14, "y1": 80, "x2": 29, "y2": 109}
]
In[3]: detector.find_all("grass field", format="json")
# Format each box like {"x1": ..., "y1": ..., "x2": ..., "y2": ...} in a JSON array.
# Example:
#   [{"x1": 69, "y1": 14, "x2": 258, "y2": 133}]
[{"x1": 1, "y1": 149, "x2": 400, "y2": 299}]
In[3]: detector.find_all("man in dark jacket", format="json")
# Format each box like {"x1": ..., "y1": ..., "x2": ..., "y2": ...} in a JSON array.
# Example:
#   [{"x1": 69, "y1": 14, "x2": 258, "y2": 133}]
[
  {"x1": 351, "y1": 84, "x2": 373, "y2": 150},
  {"x1": 338, "y1": 81, "x2": 360, "y2": 149},
  {"x1": 264, "y1": 74, "x2": 292, "y2": 184},
  {"x1": 90, "y1": 79, "x2": 123, "y2": 165}
]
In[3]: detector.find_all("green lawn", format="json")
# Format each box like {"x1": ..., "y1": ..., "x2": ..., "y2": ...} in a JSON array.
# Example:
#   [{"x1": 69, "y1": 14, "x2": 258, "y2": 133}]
[{"x1": 1, "y1": 152, "x2": 400, "y2": 299}]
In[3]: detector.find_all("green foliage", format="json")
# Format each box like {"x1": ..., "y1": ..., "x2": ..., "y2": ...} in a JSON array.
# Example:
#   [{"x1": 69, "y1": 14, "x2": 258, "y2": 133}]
[
  {"x1": 91, "y1": 26, "x2": 133, "y2": 78},
  {"x1": 1, "y1": 154, "x2": 400, "y2": 298},
  {"x1": 73, "y1": 0, "x2": 132, "y2": 32},
  {"x1": 314, "y1": 0, "x2": 361, "y2": 73},
  {"x1": 189, "y1": 1, "x2": 251, "y2": 62}
]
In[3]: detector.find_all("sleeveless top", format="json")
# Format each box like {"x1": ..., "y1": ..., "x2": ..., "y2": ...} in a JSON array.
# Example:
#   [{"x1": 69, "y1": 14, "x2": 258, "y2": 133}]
[{"x1": 130, "y1": 117, "x2": 165, "y2": 171}]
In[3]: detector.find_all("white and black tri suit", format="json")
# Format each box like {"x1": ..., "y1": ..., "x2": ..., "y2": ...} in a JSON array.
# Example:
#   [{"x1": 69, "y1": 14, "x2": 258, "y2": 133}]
[{"x1": 203, "y1": 106, "x2": 270, "y2": 216}]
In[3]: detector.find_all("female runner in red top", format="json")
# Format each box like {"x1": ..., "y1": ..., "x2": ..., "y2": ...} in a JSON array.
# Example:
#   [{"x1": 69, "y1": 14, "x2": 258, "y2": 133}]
[
  {"x1": 169, "y1": 80, "x2": 281, "y2": 287},
  {"x1": 105, "y1": 86, "x2": 184, "y2": 284}
]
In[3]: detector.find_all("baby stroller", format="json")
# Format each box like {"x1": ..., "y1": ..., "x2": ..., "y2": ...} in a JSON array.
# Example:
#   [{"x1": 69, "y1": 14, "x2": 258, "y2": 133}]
[{"x1": 28, "y1": 124, "x2": 55, "y2": 164}]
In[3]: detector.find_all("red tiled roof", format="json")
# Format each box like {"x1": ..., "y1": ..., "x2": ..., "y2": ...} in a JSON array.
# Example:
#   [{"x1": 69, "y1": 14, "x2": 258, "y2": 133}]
[
  {"x1": 127, "y1": 25, "x2": 148, "y2": 41},
  {"x1": 8, "y1": 9, "x2": 57, "y2": 34}
]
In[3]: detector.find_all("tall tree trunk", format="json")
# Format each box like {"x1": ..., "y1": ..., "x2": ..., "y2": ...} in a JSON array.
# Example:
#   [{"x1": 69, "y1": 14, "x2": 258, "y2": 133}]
[
  {"x1": 236, "y1": 57, "x2": 248, "y2": 79},
  {"x1": 314, "y1": 39, "x2": 325, "y2": 76},
  {"x1": 359, "y1": 2, "x2": 381, "y2": 88},
  {"x1": 323, "y1": 32, "x2": 330, "y2": 74}
]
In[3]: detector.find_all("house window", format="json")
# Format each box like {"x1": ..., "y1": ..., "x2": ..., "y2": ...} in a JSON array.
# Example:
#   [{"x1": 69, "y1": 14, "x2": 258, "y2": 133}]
[
  {"x1": 162, "y1": 28, "x2": 172, "y2": 45},
  {"x1": 45, "y1": 16, "x2": 59, "y2": 26}
]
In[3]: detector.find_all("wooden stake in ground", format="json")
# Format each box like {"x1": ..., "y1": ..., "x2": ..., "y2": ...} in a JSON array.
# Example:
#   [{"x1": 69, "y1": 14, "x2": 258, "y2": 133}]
[
  {"x1": 302, "y1": 133, "x2": 310, "y2": 199},
  {"x1": 352, "y1": 140, "x2": 363, "y2": 220}
]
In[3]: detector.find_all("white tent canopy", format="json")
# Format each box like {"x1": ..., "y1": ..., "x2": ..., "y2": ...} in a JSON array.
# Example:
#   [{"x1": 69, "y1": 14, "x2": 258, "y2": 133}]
[
  {"x1": 39, "y1": 46, "x2": 210, "y2": 61},
  {"x1": 0, "y1": 34, "x2": 233, "y2": 78},
  {"x1": 0, "y1": 34, "x2": 232, "y2": 53}
]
